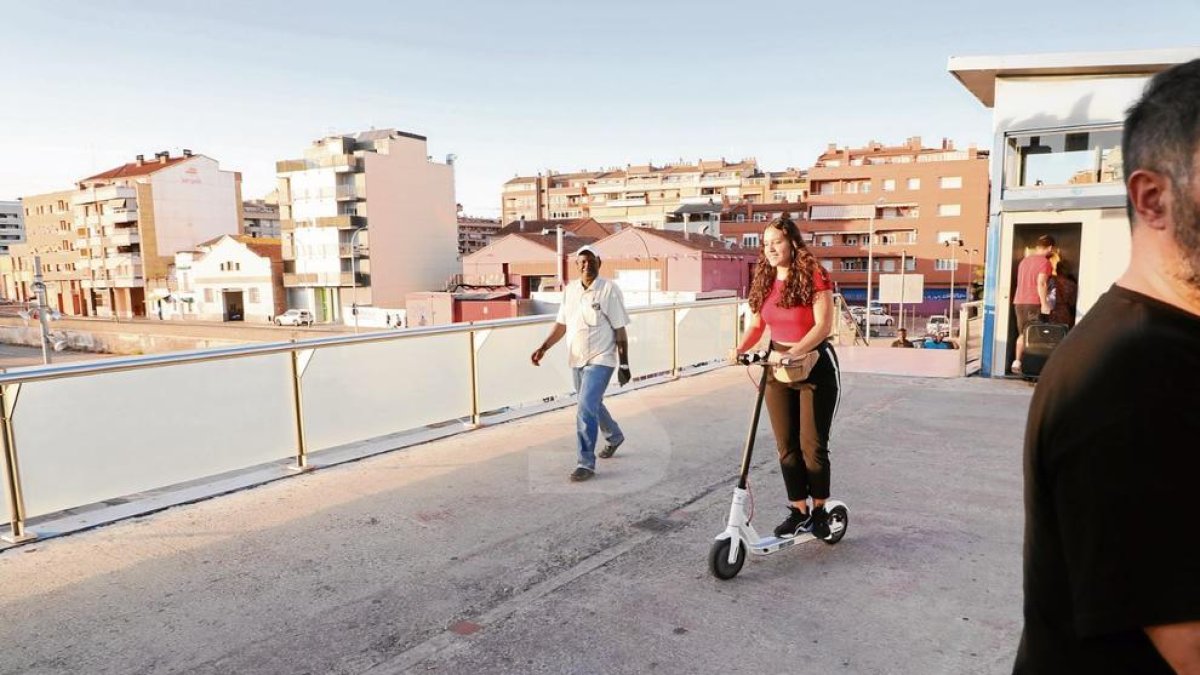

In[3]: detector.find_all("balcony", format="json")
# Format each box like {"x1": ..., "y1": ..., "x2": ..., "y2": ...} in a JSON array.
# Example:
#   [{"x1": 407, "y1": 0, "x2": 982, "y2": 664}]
[
  {"x1": 335, "y1": 185, "x2": 359, "y2": 201},
  {"x1": 70, "y1": 185, "x2": 136, "y2": 206},
  {"x1": 104, "y1": 209, "x2": 138, "y2": 226},
  {"x1": 276, "y1": 155, "x2": 361, "y2": 174},
  {"x1": 283, "y1": 271, "x2": 363, "y2": 287},
  {"x1": 316, "y1": 215, "x2": 367, "y2": 229},
  {"x1": 604, "y1": 197, "x2": 647, "y2": 208}
]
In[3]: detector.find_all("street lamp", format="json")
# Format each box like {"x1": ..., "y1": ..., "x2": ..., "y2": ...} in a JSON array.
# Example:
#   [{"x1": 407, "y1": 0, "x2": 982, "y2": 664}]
[
  {"x1": 626, "y1": 226, "x2": 655, "y2": 306},
  {"x1": 944, "y1": 238, "x2": 965, "y2": 327},
  {"x1": 863, "y1": 197, "x2": 886, "y2": 344},
  {"x1": 350, "y1": 226, "x2": 367, "y2": 333}
]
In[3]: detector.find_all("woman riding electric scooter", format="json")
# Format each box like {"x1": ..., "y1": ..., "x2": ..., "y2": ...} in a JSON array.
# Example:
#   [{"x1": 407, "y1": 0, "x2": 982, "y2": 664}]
[{"x1": 735, "y1": 214, "x2": 841, "y2": 540}]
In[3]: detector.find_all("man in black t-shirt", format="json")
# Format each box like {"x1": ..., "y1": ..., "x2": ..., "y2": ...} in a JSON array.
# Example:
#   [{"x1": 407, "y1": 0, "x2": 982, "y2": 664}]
[{"x1": 1014, "y1": 59, "x2": 1200, "y2": 674}]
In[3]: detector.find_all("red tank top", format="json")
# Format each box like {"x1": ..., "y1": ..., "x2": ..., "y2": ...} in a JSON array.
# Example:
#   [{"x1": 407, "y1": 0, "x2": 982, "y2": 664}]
[{"x1": 760, "y1": 268, "x2": 832, "y2": 343}]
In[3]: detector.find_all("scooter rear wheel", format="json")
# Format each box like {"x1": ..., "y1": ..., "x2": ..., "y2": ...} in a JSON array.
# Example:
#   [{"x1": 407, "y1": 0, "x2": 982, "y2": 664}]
[
  {"x1": 708, "y1": 538, "x2": 746, "y2": 580},
  {"x1": 822, "y1": 505, "x2": 849, "y2": 545}
]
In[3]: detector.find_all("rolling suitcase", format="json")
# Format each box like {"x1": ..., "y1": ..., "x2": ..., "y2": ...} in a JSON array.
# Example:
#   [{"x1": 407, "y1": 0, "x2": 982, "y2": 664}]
[{"x1": 1022, "y1": 322, "x2": 1067, "y2": 378}]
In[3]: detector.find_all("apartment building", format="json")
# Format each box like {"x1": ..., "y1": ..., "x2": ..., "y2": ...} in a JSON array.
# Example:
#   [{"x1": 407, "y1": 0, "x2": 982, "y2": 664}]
[
  {"x1": 805, "y1": 137, "x2": 990, "y2": 315},
  {"x1": 949, "y1": 47, "x2": 1200, "y2": 376},
  {"x1": 456, "y1": 213, "x2": 501, "y2": 257},
  {"x1": 3, "y1": 191, "x2": 83, "y2": 312},
  {"x1": 242, "y1": 199, "x2": 281, "y2": 238},
  {"x1": 501, "y1": 161, "x2": 808, "y2": 231},
  {"x1": 0, "y1": 200, "x2": 25, "y2": 254},
  {"x1": 72, "y1": 150, "x2": 242, "y2": 318},
  {"x1": 277, "y1": 129, "x2": 456, "y2": 323}
]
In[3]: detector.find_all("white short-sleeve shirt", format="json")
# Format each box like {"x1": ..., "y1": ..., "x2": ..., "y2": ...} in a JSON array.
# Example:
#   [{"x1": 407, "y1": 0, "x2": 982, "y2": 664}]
[{"x1": 555, "y1": 277, "x2": 630, "y2": 368}]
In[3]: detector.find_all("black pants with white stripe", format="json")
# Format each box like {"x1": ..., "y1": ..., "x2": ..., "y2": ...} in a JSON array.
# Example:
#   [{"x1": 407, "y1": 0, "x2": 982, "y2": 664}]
[{"x1": 764, "y1": 342, "x2": 840, "y2": 502}]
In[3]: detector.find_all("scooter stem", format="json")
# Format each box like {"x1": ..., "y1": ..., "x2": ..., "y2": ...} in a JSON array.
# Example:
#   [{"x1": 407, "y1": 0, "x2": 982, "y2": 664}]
[{"x1": 737, "y1": 365, "x2": 771, "y2": 489}]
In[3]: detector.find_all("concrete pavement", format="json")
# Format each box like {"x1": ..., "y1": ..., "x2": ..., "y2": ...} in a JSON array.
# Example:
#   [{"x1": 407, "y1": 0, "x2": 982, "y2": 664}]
[{"x1": 0, "y1": 367, "x2": 1034, "y2": 674}]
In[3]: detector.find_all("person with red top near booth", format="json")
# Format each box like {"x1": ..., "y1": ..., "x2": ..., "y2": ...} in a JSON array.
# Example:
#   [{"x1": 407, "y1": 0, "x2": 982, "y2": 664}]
[{"x1": 735, "y1": 214, "x2": 840, "y2": 539}]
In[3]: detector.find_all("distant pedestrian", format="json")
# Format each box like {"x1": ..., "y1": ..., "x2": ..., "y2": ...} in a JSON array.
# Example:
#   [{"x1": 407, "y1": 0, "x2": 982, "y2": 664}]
[
  {"x1": 1011, "y1": 234, "x2": 1055, "y2": 374},
  {"x1": 891, "y1": 327, "x2": 914, "y2": 348},
  {"x1": 1014, "y1": 58, "x2": 1200, "y2": 674},
  {"x1": 530, "y1": 245, "x2": 631, "y2": 482}
]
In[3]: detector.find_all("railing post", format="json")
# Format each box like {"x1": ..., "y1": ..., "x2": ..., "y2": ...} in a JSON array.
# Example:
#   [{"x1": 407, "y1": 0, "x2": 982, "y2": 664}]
[
  {"x1": 959, "y1": 304, "x2": 970, "y2": 376},
  {"x1": 468, "y1": 330, "x2": 481, "y2": 427},
  {"x1": 670, "y1": 305, "x2": 679, "y2": 379},
  {"x1": 0, "y1": 384, "x2": 35, "y2": 543},
  {"x1": 288, "y1": 345, "x2": 311, "y2": 472},
  {"x1": 733, "y1": 303, "x2": 741, "y2": 361}
]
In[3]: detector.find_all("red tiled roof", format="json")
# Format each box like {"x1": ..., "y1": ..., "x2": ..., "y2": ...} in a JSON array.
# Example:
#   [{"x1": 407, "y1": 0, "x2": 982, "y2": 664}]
[
  {"x1": 632, "y1": 228, "x2": 757, "y2": 255},
  {"x1": 195, "y1": 234, "x2": 282, "y2": 261},
  {"x1": 510, "y1": 232, "x2": 599, "y2": 251},
  {"x1": 80, "y1": 156, "x2": 193, "y2": 183}
]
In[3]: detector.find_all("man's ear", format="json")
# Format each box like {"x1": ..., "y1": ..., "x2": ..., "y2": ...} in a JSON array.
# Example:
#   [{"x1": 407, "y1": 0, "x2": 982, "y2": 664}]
[{"x1": 1127, "y1": 169, "x2": 1172, "y2": 230}]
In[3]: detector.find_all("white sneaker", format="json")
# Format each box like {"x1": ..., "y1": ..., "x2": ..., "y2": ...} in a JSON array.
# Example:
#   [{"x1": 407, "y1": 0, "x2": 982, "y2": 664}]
[{"x1": 1012, "y1": 360, "x2": 1022, "y2": 374}]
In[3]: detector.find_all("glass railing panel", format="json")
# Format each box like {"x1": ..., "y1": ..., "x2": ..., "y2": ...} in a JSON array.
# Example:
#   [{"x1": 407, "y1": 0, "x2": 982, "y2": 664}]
[
  {"x1": 1, "y1": 457, "x2": 11, "y2": 523},
  {"x1": 300, "y1": 333, "x2": 472, "y2": 452},
  {"x1": 675, "y1": 304, "x2": 736, "y2": 369},
  {"x1": 474, "y1": 322, "x2": 574, "y2": 414},
  {"x1": 626, "y1": 309, "x2": 674, "y2": 377},
  {"x1": 13, "y1": 354, "x2": 295, "y2": 519}
]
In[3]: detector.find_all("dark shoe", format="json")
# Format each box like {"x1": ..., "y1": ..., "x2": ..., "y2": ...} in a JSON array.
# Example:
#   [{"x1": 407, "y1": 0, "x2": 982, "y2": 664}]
[
  {"x1": 809, "y1": 505, "x2": 830, "y2": 539},
  {"x1": 569, "y1": 467, "x2": 595, "y2": 482},
  {"x1": 598, "y1": 437, "x2": 625, "y2": 459},
  {"x1": 773, "y1": 506, "x2": 812, "y2": 538}
]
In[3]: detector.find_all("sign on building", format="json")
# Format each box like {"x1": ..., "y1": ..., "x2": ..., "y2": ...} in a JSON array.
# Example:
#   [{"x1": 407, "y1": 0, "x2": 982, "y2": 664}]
[{"x1": 878, "y1": 273, "x2": 924, "y2": 304}]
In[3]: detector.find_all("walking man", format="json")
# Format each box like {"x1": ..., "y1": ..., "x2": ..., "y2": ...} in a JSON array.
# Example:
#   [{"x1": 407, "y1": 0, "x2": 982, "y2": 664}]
[
  {"x1": 1014, "y1": 59, "x2": 1200, "y2": 673},
  {"x1": 1011, "y1": 234, "x2": 1055, "y2": 374},
  {"x1": 531, "y1": 245, "x2": 631, "y2": 482}
]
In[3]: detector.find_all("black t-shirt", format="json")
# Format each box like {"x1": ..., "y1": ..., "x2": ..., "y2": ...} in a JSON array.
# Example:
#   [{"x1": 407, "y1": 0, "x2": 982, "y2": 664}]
[{"x1": 1014, "y1": 285, "x2": 1200, "y2": 673}]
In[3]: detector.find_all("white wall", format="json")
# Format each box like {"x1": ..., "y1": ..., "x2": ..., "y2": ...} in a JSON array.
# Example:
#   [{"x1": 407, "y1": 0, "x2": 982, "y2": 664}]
[
  {"x1": 292, "y1": 227, "x2": 340, "y2": 277},
  {"x1": 288, "y1": 168, "x2": 339, "y2": 223},
  {"x1": 362, "y1": 137, "x2": 457, "y2": 307},
  {"x1": 147, "y1": 157, "x2": 240, "y2": 258},
  {"x1": 993, "y1": 75, "x2": 1152, "y2": 133},
  {"x1": 189, "y1": 237, "x2": 278, "y2": 322}
]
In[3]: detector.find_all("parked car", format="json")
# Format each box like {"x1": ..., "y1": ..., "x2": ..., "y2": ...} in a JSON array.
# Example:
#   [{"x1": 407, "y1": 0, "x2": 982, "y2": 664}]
[
  {"x1": 274, "y1": 309, "x2": 314, "y2": 326},
  {"x1": 926, "y1": 314, "x2": 951, "y2": 336},
  {"x1": 850, "y1": 305, "x2": 894, "y2": 326}
]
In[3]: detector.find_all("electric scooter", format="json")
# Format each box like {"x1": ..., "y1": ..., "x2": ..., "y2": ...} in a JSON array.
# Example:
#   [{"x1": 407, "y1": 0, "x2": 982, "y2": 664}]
[{"x1": 708, "y1": 350, "x2": 849, "y2": 580}]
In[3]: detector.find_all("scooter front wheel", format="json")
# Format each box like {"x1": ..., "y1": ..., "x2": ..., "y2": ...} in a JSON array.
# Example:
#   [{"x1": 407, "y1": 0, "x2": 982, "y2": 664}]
[
  {"x1": 708, "y1": 538, "x2": 746, "y2": 580},
  {"x1": 822, "y1": 505, "x2": 849, "y2": 545}
]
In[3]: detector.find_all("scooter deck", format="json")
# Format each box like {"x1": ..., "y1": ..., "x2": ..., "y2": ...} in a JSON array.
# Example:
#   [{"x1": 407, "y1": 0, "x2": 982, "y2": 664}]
[{"x1": 749, "y1": 520, "x2": 846, "y2": 555}]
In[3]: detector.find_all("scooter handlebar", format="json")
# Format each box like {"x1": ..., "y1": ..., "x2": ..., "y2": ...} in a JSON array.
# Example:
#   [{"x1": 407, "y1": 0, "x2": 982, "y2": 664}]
[
  {"x1": 736, "y1": 350, "x2": 769, "y2": 366},
  {"x1": 735, "y1": 350, "x2": 795, "y2": 367}
]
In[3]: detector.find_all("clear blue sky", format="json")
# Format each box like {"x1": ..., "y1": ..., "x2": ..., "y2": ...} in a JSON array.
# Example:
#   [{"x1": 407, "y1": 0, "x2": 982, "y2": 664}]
[{"x1": 2, "y1": 0, "x2": 1198, "y2": 216}]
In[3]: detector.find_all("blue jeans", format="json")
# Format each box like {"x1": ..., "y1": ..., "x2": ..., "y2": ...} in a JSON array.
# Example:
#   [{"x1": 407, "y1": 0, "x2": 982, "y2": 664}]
[{"x1": 572, "y1": 365, "x2": 624, "y2": 470}]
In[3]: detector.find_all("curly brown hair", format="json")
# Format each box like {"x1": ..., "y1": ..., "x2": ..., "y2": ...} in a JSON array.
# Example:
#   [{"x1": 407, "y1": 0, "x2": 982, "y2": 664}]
[{"x1": 748, "y1": 214, "x2": 822, "y2": 313}]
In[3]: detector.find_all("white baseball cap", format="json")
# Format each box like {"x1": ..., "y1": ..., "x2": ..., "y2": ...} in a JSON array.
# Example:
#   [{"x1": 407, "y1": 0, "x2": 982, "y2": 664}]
[{"x1": 575, "y1": 244, "x2": 600, "y2": 260}]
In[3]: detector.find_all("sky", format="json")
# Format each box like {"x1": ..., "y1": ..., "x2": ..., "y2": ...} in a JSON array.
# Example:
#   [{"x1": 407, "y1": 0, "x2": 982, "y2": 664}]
[{"x1": 2, "y1": 0, "x2": 1198, "y2": 217}]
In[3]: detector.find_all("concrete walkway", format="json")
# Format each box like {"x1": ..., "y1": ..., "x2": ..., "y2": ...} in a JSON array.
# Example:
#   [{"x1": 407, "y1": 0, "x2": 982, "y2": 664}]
[{"x1": 0, "y1": 367, "x2": 1034, "y2": 675}]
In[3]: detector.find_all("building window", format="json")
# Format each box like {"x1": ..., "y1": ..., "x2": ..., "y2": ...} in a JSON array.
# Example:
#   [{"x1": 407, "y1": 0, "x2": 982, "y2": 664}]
[
  {"x1": 1005, "y1": 126, "x2": 1123, "y2": 187},
  {"x1": 861, "y1": 181, "x2": 871, "y2": 194},
  {"x1": 907, "y1": 178, "x2": 921, "y2": 190},
  {"x1": 882, "y1": 259, "x2": 896, "y2": 272},
  {"x1": 939, "y1": 176, "x2": 962, "y2": 189},
  {"x1": 882, "y1": 179, "x2": 895, "y2": 192},
  {"x1": 820, "y1": 260, "x2": 834, "y2": 271},
  {"x1": 736, "y1": 214, "x2": 745, "y2": 222},
  {"x1": 935, "y1": 258, "x2": 960, "y2": 271},
  {"x1": 937, "y1": 204, "x2": 961, "y2": 217},
  {"x1": 752, "y1": 214, "x2": 768, "y2": 222},
  {"x1": 818, "y1": 234, "x2": 834, "y2": 247},
  {"x1": 905, "y1": 257, "x2": 916, "y2": 271},
  {"x1": 937, "y1": 231, "x2": 962, "y2": 244},
  {"x1": 742, "y1": 233, "x2": 760, "y2": 247},
  {"x1": 843, "y1": 235, "x2": 858, "y2": 246},
  {"x1": 248, "y1": 288, "x2": 260, "y2": 303},
  {"x1": 843, "y1": 259, "x2": 863, "y2": 271}
]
